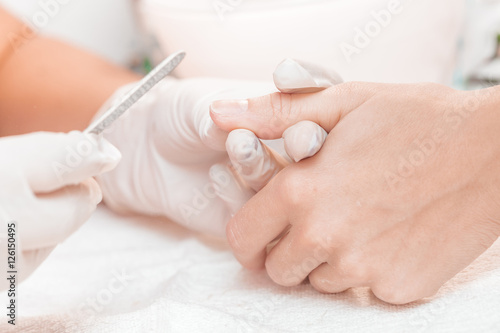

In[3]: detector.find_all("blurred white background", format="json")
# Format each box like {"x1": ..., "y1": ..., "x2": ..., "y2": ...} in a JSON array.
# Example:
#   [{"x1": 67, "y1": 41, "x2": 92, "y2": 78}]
[
  {"x1": 1, "y1": 0, "x2": 500, "y2": 87},
  {"x1": 0, "y1": 0, "x2": 142, "y2": 66}
]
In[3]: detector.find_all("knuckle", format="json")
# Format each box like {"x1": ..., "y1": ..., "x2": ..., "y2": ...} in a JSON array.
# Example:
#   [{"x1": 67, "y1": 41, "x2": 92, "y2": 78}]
[
  {"x1": 267, "y1": 92, "x2": 296, "y2": 129},
  {"x1": 296, "y1": 222, "x2": 325, "y2": 250},
  {"x1": 269, "y1": 92, "x2": 292, "y2": 118},
  {"x1": 275, "y1": 168, "x2": 312, "y2": 208}
]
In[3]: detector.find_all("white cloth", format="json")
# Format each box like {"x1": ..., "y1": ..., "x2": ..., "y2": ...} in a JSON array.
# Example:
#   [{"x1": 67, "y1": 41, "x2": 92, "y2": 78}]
[{"x1": 2, "y1": 206, "x2": 499, "y2": 332}]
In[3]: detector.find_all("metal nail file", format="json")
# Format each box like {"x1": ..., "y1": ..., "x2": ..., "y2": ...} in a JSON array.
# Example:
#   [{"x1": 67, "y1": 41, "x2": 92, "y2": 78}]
[{"x1": 84, "y1": 50, "x2": 186, "y2": 135}]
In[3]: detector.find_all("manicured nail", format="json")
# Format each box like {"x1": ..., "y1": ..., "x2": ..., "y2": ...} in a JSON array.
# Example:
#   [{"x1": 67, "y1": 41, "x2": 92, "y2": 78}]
[{"x1": 210, "y1": 99, "x2": 248, "y2": 117}]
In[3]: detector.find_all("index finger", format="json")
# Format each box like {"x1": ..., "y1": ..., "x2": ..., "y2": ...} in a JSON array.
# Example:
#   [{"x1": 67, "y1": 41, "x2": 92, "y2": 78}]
[
  {"x1": 226, "y1": 175, "x2": 290, "y2": 270},
  {"x1": 210, "y1": 82, "x2": 379, "y2": 140}
]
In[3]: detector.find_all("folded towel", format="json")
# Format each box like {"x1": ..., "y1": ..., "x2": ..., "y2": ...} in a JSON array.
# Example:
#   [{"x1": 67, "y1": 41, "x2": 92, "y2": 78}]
[{"x1": 2, "y1": 206, "x2": 499, "y2": 333}]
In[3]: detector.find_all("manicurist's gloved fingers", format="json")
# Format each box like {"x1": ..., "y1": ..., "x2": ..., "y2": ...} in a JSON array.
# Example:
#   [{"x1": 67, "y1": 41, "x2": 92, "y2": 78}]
[
  {"x1": 209, "y1": 163, "x2": 255, "y2": 217},
  {"x1": 190, "y1": 78, "x2": 276, "y2": 152},
  {"x1": 20, "y1": 178, "x2": 102, "y2": 250},
  {"x1": 223, "y1": 60, "x2": 343, "y2": 187},
  {"x1": 225, "y1": 129, "x2": 289, "y2": 192},
  {"x1": 4, "y1": 131, "x2": 121, "y2": 193},
  {"x1": 282, "y1": 121, "x2": 328, "y2": 162},
  {"x1": 274, "y1": 59, "x2": 341, "y2": 161},
  {"x1": 273, "y1": 58, "x2": 343, "y2": 94}
]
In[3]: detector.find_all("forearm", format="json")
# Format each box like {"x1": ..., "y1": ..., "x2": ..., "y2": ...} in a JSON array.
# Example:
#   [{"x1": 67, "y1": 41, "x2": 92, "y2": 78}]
[{"x1": 0, "y1": 8, "x2": 140, "y2": 136}]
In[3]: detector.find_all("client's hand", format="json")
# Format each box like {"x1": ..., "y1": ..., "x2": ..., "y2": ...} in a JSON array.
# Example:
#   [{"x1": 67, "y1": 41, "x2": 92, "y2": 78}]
[
  {"x1": 0, "y1": 131, "x2": 120, "y2": 290},
  {"x1": 211, "y1": 82, "x2": 500, "y2": 304}
]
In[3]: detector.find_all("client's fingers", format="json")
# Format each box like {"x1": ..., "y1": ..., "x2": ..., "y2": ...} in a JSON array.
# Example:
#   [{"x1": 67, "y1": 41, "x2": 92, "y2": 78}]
[
  {"x1": 226, "y1": 174, "x2": 291, "y2": 270},
  {"x1": 308, "y1": 263, "x2": 356, "y2": 294},
  {"x1": 226, "y1": 129, "x2": 288, "y2": 192},
  {"x1": 210, "y1": 81, "x2": 380, "y2": 140},
  {"x1": 265, "y1": 228, "x2": 324, "y2": 287},
  {"x1": 283, "y1": 121, "x2": 327, "y2": 162}
]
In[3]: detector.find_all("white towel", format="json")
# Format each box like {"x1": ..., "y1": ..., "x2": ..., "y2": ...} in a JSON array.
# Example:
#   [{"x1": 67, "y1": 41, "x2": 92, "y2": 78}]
[{"x1": 2, "y1": 206, "x2": 499, "y2": 333}]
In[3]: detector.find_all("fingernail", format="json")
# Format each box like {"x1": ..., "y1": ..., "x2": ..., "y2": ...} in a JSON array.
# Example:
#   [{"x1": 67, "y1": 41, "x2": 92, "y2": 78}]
[{"x1": 210, "y1": 99, "x2": 248, "y2": 117}]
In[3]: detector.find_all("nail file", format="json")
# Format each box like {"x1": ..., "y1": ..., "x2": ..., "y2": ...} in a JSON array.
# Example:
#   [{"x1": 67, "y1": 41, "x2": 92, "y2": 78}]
[{"x1": 84, "y1": 50, "x2": 186, "y2": 135}]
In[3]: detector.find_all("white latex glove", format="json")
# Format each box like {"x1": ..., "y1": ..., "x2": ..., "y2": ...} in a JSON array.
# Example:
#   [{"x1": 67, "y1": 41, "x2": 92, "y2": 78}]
[
  {"x1": 212, "y1": 59, "x2": 343, "y2": 215},
  {"x1": 0, "y1": 131, "x2": 121, "y2": 290},
  {"x1": 96, "y1": 59, "x2": 341, "y2": 237},
  {"x1": 95, "y1": 78, "x2": 276, "y2": 236}
]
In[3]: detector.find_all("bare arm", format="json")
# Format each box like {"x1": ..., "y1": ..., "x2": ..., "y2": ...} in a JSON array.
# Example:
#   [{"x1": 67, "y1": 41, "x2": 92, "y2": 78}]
[{"x1": 0, "y1": 7, "x2": 140, "y2": 136}]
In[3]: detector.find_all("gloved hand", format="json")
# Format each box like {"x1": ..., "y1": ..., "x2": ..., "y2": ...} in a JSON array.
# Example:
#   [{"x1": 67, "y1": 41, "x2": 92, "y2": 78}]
[
  {"x1": 0, "y1": 131, "x2": 120, "y2": 290},
  {"x1": 95, "y1": 58, "x2": 342, "y2": 236},
  {"x1": 211, "y1": 59, "x2": 342, "y2": 216}
]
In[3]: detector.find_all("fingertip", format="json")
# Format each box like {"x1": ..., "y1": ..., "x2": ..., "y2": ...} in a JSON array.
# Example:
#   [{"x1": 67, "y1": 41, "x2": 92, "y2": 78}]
[
  {"x1": 283, "y1": 121, "x2": 327, "y2": 162},
  {"x1": 273, "y1": 58, "x2": 343, "y2": 94},
  {"x1": 226, "y1": 129, "x2": 260, "y2": 166}
]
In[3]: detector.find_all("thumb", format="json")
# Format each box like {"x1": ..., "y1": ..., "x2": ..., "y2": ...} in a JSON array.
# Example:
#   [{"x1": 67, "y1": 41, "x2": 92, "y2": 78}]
[{"x1": 210, "y1": 82, "x2": 376, "y2": 140}]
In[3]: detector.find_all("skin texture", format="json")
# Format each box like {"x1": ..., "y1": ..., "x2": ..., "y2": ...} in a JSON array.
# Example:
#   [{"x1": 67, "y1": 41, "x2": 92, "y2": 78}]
[
  {"x1": 0, "y1": 7, "x2": 139, "y2": 136},
  {"x1": 210, "y1": 82, "x2": 500, "y2": 304}
]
